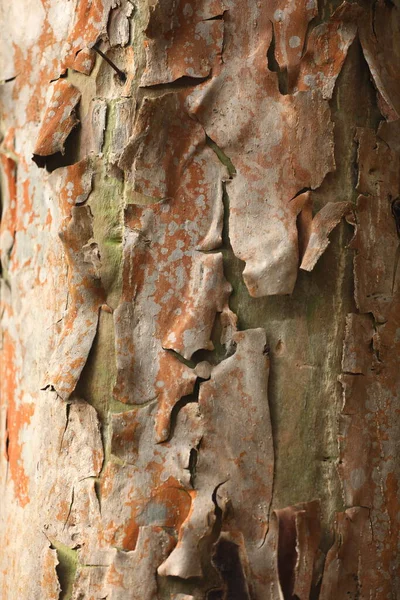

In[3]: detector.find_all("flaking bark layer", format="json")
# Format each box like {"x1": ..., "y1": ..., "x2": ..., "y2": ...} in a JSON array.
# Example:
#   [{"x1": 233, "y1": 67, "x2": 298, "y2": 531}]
[{"x1": 1, "y1": 0, "x2": 399, "y2": 598}]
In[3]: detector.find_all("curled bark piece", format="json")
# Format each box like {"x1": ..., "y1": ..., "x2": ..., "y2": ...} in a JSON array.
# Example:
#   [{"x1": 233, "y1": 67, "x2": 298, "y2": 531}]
[
  {"x1": 43, "y1": 159, "x2": 101, "y2": 400},
  {"x1": 250, "y1": 509, "x2": 281, "y2": 600},
  {"x1": 44, "y1": 205, "x2": 105, "y2": 399},
  {"x1": 140, "y1": 0, "x2": 224, "y2": 86},
  {"x1": 220, "y1": 305, "x2": 238, "y2": 352},
  {"x1": 300, "y1": 202, "x2": 353, "y2": 272},
  {"x1": 0, "y1": 151, "x2": 17, "y2": 267},
  {"x1": 319, "y1": 507, "x2": 376, "y2": 599},
  {"x1": 288, "y1": 502, "x2": 321, "y2": 600},
  {"x1": 271, "y1": 0, "x2": 318, "y2": 91},
  {"x1": 296, "y1": 191, "x2": 313, "y2": 260},
  {"x1": 33, "y1": 80, "x2": 81, "y2": 156},
  {"x1": 185, "y1": 7, "x2": 335, "y2": 296},
  {"x1": 48, "y1": 157, "x2": 94, "y2": 216},
  {"x1": 163, "y1": 252, "x2": 232, "y2": 360},
  {"x1": 157, "y1": 491, "x2": 216, "y2": 578},
  {"x1": 297, "y1": 2, "x2": 359, "y2": 99},
  {"x1": 114, "y1": 94, "x2": 227, "y2": 437},
  {"x1": 158, "y1": 329, "x2": 273, "y2": 580},
  {"x1": 252, "y1": 500, "x2": 321, "y2": 600}
]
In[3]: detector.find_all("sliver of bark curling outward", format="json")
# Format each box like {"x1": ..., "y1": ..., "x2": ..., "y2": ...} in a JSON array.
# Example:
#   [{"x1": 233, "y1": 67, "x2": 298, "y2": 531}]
[{"x1": 1, "y1": 0, "x2": 400, "y2": 598}]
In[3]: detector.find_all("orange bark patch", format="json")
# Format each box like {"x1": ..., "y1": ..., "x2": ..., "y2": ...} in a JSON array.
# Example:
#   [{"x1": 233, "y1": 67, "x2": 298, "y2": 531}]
[
  {"x1": 33, "y1": 80, "x2": 81, "y2": 157},
  {"x1": 122, "y1": 478, "x2": 192, "y2": 550},
  {"x1": 1, "y1": 332, "x2": 34, "y2": 507}
]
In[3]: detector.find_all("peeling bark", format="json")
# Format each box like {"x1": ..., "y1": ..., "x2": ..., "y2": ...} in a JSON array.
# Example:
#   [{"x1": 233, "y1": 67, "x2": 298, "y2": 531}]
[{"x1": 1, "y1": 0, "x2": 400, "y2": 598}]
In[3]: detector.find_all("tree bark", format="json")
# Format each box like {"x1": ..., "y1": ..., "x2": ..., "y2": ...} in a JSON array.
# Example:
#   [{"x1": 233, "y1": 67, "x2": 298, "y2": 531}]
[{"x1": 1, "y1": 0, "x2": 399, "y2": 598}]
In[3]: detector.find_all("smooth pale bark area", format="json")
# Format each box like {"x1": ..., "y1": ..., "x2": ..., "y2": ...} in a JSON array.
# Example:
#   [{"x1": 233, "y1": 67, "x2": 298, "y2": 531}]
[{"x1": 1, "y1": 1, "x2": 400, "y2": 599}]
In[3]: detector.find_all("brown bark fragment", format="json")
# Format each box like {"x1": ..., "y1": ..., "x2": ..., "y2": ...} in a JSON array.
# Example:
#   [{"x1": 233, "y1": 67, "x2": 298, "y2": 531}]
[
  {"x1": 247, "y1": 500, "x2": 321, "y2": 600},
  {"x1": 159, "y1": 329, "x2": 273, "y2": 582},
  {"x1": 95, "y1": 401, "x2": 201, "y2": 560},
  {"x1": 45, "y1": 203, "x2": 105, "y2": 400},
  {"x1": 107, "y1": 98, "x2": 135, "y2": 165},
  {"x1": 341, "y1": 313, "x2": 374, "y2": 375},
  {"x1": 297, "y1": 3, "x2": 358, "y2": 99},
  {"x1": 300, "y1": 201, "x2": 353, "y2": 272},
  {"x1": 184, "y1": 7, "x2": 336, "y2": 296},
  {"x1": 67, "y1": 48, "x2": 96, "y2": 76},
  {"x1": 108, "y1": 0, "x2": 133, "y2": 48},
  {"x1": 2, "y1": 0, "x2": 400, "y2": 598},
  {"x1": 61, "y1": 0, "x2": 115, "y2": 70},
  {"x1": 140, "y1": 0, "x2": 224, "y2": 86},
  {"x1": 272, "y1": 0, "x2": 318, "y2": 91},
  {"x1": 327, "y1": 116, "x2": 400, "y2": 595},
  {"x1": 350, "y1": 128, "x2": 400, "y2": 321},
  {"x1": 41, "y1": 546, "x2": 61, "y2": 600},
  {"x1": 359, "y1": 1, "x2": 400, "y2": 121},
  {"x1": 80, "y1": 99, "x2": 107, "y2": 156},
  {"x1": 103, "y1": 527, "x2": 176, "y2": 600},
  {"x1": 292, "y1": 502, "x2": 321, "y2": 600},
  {"x1": 319, "y1": 507, "x2": 377, "y2": 599},
  {"x1": 33, "y1": 81, "x2": 81, "y2": 157}
]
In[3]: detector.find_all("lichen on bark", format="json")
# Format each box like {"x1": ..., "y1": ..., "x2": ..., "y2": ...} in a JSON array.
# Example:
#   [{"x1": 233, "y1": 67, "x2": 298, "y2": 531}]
[{"x1": 1, "y1": 0, "x2": 400, "y2": 598}]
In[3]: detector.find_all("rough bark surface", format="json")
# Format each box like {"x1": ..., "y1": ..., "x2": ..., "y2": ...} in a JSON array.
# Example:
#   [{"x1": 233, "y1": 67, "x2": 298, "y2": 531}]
[{"x1": 0, "y1": 0, "x2": 399, "y2": 598}]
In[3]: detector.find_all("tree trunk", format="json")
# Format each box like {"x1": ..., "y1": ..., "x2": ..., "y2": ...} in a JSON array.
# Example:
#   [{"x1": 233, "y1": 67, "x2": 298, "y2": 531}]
[{"x1": 1, "y1": 0, "x2": 399, "y2": 598}]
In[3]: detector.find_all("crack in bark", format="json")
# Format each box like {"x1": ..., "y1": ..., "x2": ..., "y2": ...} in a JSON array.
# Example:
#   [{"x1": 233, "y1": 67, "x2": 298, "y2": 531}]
[
  {"x1": 63, "y1": 487, "x2": 75, "y2": 532},
  {"x1": 267, "y1": 21, "x2": 288, "y2": 95}
]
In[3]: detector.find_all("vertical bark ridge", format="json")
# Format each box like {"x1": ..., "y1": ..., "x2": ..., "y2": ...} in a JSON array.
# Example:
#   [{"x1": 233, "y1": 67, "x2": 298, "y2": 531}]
[{"x1": 0, "y1": 1, "x2": 399, "y2": 598}]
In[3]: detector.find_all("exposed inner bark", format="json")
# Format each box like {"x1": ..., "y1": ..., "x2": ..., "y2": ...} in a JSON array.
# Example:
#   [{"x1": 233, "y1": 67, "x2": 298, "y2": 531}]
[{"x1": 1, "y1": 0, "x2": 399, "y2": 598}]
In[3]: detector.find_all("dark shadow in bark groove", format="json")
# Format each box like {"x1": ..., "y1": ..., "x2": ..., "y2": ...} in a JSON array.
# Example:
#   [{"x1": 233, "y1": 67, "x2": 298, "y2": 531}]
[
  {"x1": 210, "y1": 536, "x2": 251, "y2": 600},
  {"x1": 266, "y1": 22, "x2": 288, "y2": 95},
  {"x1": 32, "y1": 122, "x2": 81, "y2": 173}
]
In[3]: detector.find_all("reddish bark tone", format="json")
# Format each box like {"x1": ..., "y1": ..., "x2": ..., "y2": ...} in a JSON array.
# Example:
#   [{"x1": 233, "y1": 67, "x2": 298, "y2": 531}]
[{"x1": 1, "y1": 0, "x2": 399, "y2": 598}]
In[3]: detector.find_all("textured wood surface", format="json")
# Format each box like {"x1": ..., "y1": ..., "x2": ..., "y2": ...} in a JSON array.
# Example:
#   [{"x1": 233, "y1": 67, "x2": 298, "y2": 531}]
[{"x1": 1, "y1": 0, "x2": 399, "y2": 598}]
